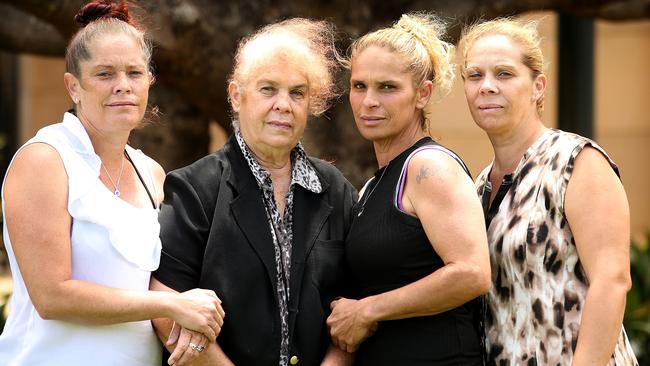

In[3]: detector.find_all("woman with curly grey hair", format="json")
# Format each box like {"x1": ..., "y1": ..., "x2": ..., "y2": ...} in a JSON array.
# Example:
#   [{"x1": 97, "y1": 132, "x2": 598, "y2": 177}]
[{"x1": 151, "y1": 18, "x2": 357, "y2": 366}]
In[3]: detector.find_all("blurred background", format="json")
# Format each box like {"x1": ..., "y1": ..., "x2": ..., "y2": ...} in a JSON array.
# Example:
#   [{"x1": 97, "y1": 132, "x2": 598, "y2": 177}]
[{"x1": 0, "y1": 0, "x2": 649, "y2": 362}]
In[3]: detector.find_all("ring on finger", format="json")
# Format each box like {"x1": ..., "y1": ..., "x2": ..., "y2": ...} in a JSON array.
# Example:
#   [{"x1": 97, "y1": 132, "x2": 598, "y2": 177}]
[{"x1": 190, "y1": 342, "x2": 205, "y2": 353}]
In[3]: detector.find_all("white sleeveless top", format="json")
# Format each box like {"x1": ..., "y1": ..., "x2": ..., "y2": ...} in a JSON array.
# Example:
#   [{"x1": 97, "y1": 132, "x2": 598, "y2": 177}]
[{"x1": 0, "y1": 112, "x2": 163, "y2": 365}]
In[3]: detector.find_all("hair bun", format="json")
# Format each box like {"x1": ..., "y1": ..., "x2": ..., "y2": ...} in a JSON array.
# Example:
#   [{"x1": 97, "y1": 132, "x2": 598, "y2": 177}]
[
  {"x1": 396, "y1": 13, "x2": 444, "y2": 45},
  {"x1": 74, "y1": 1, "x2": 131, "y2": 27},
  {"x1": 397, "y1": 12, "x2": 455, "y2": 97}
]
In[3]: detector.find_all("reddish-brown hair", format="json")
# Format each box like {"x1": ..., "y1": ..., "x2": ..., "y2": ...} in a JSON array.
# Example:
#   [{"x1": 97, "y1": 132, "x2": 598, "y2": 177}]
[
  {"x1": 74, "y1": 1, "x2": 134, "y2": 27},
  {"x1": 65, "y1": 1, "x2": 151, "y2": 77}
]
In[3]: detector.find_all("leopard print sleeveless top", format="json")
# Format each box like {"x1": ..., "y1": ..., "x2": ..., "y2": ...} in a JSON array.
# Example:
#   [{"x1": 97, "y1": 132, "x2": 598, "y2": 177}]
[{"x1": 475, "y1": 129, "x2": 638, "y2": 365}]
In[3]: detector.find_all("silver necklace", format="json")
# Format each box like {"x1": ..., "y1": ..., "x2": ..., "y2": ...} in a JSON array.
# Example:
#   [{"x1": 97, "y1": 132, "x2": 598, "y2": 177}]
[
  {"x1": 101, "y1": 153, "x2": 125, "y2": 196},
  {"x1": 357, "y1": 166, "x2": 388, "y2": 217}
]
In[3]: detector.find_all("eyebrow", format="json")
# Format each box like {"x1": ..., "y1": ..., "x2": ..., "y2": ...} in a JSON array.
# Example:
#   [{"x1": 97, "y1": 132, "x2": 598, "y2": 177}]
[
  {"x1": 258, "y1": 79, "x2": 308, "y2": 89},
  {"x1": 91, "y1": 65, "x2": 115, "y2": 69},
  {"x1": 91, "y1": 64, "x2": 146, "y2": 69},
  {"x1": 350, "y1": 78, "x2": 398, "y2": 85},
  {"x1": 464, "y1": 64, "x2": 517, "y2": 71}
]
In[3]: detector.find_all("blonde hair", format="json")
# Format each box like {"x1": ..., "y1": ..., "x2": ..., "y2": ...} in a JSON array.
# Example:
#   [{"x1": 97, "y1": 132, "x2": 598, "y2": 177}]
[
  {"x1": 229, "y1": 18, "x2": 339, "y2": 117},
  {"x1": 459, "y1": 18, "x2": 546, "y2": 114},
  {"x1": 346, "y1": 13, "x2": 455, "y2": 98}
]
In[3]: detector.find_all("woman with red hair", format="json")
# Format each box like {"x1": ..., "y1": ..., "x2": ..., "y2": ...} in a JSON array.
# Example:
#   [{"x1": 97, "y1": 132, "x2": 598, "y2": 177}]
[{"x1": 0, "y1": 2, "x2": 223, "y2": 365}]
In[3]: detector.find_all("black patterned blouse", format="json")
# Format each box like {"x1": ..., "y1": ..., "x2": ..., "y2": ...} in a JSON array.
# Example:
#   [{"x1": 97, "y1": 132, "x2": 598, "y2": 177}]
[{"x1": 235, "y1": 130, "x2": 322, "y2": 366}]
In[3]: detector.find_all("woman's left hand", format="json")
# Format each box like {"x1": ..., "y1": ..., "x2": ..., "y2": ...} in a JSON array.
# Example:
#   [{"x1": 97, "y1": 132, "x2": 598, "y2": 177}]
[
  {"x1": 327, "y1": 298, "x2": 378, "y2": 352},
  {"x1": 166, "y1": 322, "x2": 210, "y2": 366}
]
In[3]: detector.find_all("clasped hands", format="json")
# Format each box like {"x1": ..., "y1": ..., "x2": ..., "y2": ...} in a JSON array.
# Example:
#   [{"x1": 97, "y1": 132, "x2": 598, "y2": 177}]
[
  {"x1": 327, "y1": 297, "x2": 378, "y2": 353},
  {"x1": 163, "y1": 293, "x2": 378, "y2": 364},
  {"x1": 167, "y1": 289, "x2": 226, "y2": 366}
]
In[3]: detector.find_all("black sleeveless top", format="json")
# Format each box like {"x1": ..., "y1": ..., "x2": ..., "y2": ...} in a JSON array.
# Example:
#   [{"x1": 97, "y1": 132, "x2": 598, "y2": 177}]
[{"x1": 346, "y1": 137, "x2": 483, "y2": 366}]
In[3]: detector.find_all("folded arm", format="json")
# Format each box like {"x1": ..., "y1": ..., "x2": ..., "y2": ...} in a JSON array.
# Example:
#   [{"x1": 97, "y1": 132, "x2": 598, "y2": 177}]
[
  {"x1": 3, "y1": 143, "x2": 222, "y2": 338},
  {"x1": 328, "y1": 150, "x2": 491, "y2": 351}
]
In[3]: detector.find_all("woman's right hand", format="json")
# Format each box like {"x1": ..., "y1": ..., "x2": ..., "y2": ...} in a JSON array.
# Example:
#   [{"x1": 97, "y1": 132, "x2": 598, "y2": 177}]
[{"x1": 170, "y1": 288, "x2": 225, "y2": 342}]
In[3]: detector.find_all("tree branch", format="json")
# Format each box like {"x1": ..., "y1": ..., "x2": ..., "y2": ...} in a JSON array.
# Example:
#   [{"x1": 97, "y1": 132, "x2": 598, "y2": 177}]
[
  {"x1": 1, "y1": 0, "x2": 647, "y2": 180},
  {"x1": 0, "y1": 0, "x2": 85, "y2": 38},
  {"x1": 0, "y1": 4, "x2": 66, "y2": 55}
]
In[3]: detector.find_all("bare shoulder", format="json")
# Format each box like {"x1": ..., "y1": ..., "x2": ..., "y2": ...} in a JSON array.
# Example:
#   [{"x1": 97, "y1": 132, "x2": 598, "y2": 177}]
[
  {"x1": 566, "y1": 145, "x2": 626, "y2": 218},
  {"x1": 402, "y1": 148, "x2": 476, "y2": 216},
  {"x1": 572, "y1": 145, "x2": 617, "y2": 177},
  {"x1": 568, "y1": 145, "x2": 622, "y2": 197},
  {"x1": 407, "y1": 148, "x2": 469, "y2": 188},
  {"x1": 14, "y1": 142, "x2": 63, "y2": 164},
  {"x1": 4, "y1": 142, "x2": 68, "y2": 214},
  {"x1": 7, "y1": 143, "x2": 66, "y2": 184}
]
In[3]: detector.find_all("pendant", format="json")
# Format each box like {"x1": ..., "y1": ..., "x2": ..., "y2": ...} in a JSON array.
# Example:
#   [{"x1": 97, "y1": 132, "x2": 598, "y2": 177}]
[
  {"x1": 357, "y1": 208, "x2": 363, "y2": 217},
  {"x1": 114, "y1": 190, "x2": 121, "y2": 197}
]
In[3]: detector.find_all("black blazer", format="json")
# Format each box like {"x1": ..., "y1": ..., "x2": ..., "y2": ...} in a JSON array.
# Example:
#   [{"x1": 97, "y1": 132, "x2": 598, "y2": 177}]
[{"x1": 154, "y1": 135, "x2": 357, "y2": 365}]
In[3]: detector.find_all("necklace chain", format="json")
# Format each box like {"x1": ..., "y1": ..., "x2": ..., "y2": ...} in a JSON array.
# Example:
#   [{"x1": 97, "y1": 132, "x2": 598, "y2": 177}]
[
  {"x1": 101, "y1": 152, "x2": 125, "y2": 197},
  {"x1": 357, "y1": 166, "x2": 388, "y2": 217}
]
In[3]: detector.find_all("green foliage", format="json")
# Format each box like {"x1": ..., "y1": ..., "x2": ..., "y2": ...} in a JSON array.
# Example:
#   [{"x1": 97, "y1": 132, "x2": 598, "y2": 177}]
[{"x1": 625, "y1": 234, "x2": 650, "y2": 364}]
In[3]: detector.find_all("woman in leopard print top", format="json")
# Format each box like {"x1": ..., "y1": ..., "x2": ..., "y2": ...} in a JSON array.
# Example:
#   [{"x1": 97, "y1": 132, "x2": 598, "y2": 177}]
[{"x1": 459, "y1": 19, "x2": 638, "y2": 365}]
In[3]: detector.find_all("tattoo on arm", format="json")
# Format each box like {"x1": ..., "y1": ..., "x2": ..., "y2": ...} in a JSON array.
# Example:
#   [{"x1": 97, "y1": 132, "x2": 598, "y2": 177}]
[{"x1": 416, "y1": 166, "x2": 433, "y2": 184}]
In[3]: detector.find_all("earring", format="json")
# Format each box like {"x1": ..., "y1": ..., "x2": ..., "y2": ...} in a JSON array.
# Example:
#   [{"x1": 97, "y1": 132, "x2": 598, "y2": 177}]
[{"x1": 73, "y1": 98, "x2": 78, "y2": 104}]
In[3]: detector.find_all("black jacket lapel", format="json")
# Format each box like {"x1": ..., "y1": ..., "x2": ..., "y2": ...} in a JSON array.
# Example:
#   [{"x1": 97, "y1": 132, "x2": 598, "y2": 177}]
[
  {"x1": 288, "y1": 182, "x2": 332, "y2": 327},
  {"x1": 226, "y1": 138, "x2": 278, "y2": 298}
]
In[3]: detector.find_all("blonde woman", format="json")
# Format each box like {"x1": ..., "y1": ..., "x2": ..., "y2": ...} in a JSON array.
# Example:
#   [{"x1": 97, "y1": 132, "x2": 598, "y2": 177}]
[
  {"x1": 327, "y1": 13, "x2": 491, "y2": 366},
  {"x1": 459, "y1": 18, "x2": 638, "y2": 365}
]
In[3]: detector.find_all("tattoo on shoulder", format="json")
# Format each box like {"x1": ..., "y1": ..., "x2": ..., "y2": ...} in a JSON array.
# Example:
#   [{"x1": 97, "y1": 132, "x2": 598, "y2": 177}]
[{"x1": 416, "y1": 166, "x2": 433, "y2": 184}]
